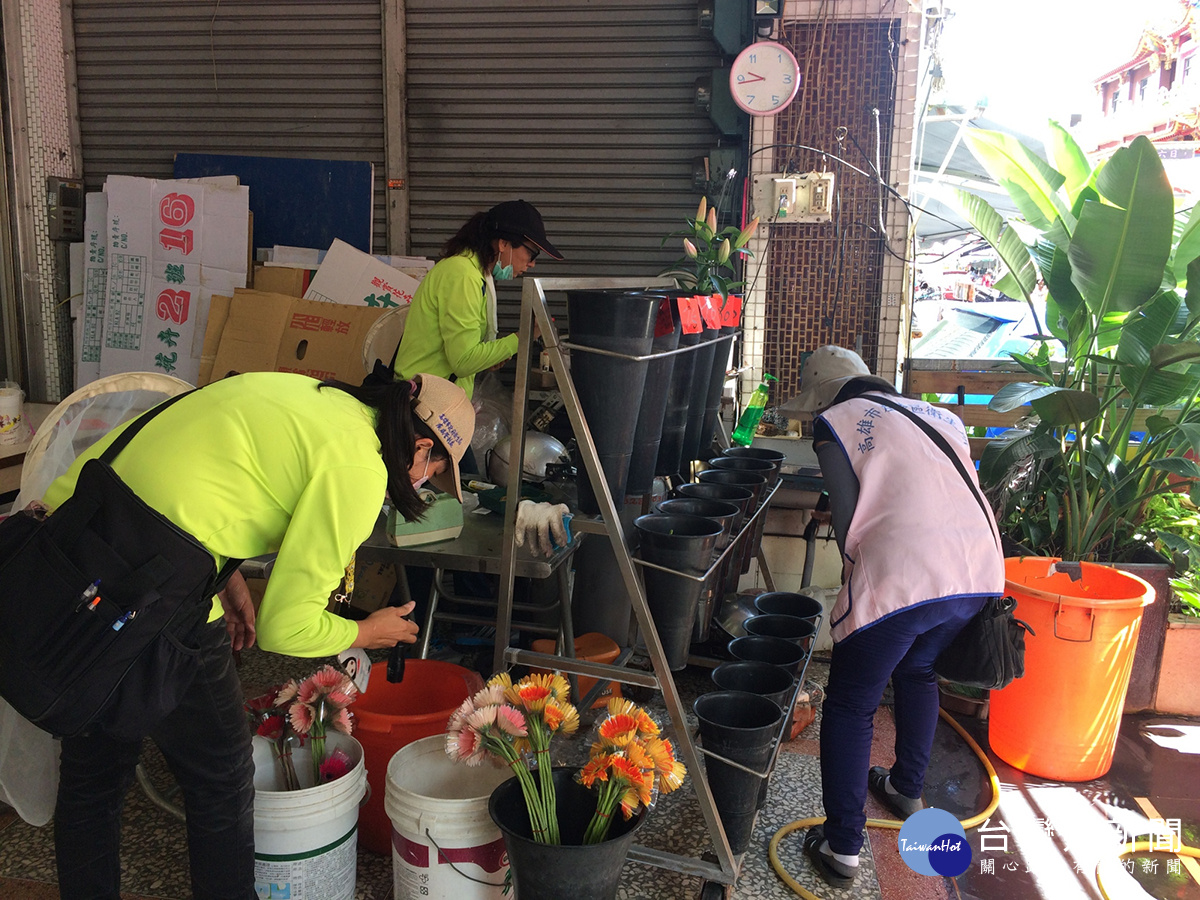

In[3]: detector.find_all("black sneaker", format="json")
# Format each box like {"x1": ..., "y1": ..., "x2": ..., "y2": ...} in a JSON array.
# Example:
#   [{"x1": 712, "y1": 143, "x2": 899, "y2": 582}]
[{"x1": 868, "y1": 766, "x2": 925, "y2": 820}]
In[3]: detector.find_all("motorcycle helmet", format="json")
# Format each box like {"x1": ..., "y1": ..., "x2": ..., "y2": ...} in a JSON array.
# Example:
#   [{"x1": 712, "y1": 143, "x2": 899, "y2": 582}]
[{"x1": 487, "y1": 431, "x2": 569, "y2": 487}]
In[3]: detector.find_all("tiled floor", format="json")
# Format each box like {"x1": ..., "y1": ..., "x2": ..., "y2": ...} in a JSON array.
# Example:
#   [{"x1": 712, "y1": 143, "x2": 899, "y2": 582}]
[{"x1": 1, "y1": 642, "x2": 1197, "y2": 900}]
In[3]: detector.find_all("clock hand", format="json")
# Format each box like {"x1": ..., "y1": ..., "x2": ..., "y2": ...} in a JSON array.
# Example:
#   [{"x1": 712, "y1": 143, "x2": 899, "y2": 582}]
[{"x1": 741, "y1": 72, "x2": 767, "y2": 84}]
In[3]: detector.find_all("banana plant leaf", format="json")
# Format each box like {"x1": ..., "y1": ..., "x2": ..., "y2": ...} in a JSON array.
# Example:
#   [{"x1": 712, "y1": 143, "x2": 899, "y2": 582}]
[
  {"x1": 1030, "y1": 389, "x2": 1101, "y2": 425},
  {"x1": 991, "y1": 381, "x2": 1065, "y2": 411},
  {"x1": 1068, "y1": 136, "x2": 1174, "y2": 315},
  {"x1": 1047, "y1": 121, "x2": 1091, "y2": 207},
  {"x1": 963, "y1": 130, "x2": 1071, "y2": 239},
  {"x1": 978, "y1": 426, "x2": 1059, "y2": 486},
  {"x1": 1118, "y1": 292, "x2": 1183, "y2": 366},
  {"x1": 1150, "y1": 457, "x2": 1200, "y2": 478},
  {"x1": 949, "y1": 190, "x2": 1038, "y2": 303}
]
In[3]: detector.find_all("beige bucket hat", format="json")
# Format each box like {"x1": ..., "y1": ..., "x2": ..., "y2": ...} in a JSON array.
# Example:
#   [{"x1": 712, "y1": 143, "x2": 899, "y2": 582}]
[{"x1": 780, "y1": 346, "x2": 895, "y2": 414}]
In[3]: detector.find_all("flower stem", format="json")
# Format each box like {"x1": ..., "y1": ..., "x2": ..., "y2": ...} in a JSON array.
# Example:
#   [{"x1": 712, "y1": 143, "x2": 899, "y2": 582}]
[{"x1": 536, "y1": 746, "x2": 559, "y2": 844}]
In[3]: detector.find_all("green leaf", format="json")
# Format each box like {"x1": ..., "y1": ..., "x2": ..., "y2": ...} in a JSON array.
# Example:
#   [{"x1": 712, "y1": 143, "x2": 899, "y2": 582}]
[
  {"x1": 949, "y1": 190, "x2": 1038, "y2": 303},
  {"x1": 1008, "y1": 350, "x2": 1054, "y2": 381},
  {"x1": 1118, "y1": 292, "x2": 1182, "y2": 366},
  {"x1": 1187, "y1": 257, "x2": 1200, "y2": 316},
  {"x1": 963, "y1": 130, "x2": 1071, "y2": 233},
  {"x1": 1145, "y1": 414, "x2": 1175, "y2": 436},
  {"x1": 1042, "y1": 293, "x2": 1070, "y2": 343},
  {"x1": 1047, "y1": 120, "x2": 1091, "y2": 205},
  {"x1": 1037, "y1": 240, "x2": 1085, "y2": 318},
  {"x1": 1174, "y1": 201, "x2": 1200, "y2": 274},
  {"x1": 990, "y1": 381, "x2": 1060, "y2": 412},
  {"x1": 1150, "y1": 457, "x2": 1200, "y2": 477},
  {"x1": 1191, "y1": 481, "x2": 1200, "y2": 506},
  {"x1": 978, "y1": 427, "x2": 1059, "y2": 488},
  {"x1": 1068, "y1": 136, "x2": 1174, "y2": 315},
  {"x1": 1030, "y1": 389, "x2": 1101, "y2": 424},
  {"x1": 1151, "y1": 341, "x2": 1200, "y2": 368},
  {"x1": 1174, "y1": 422, "x2": 1200, "y2": 454}
]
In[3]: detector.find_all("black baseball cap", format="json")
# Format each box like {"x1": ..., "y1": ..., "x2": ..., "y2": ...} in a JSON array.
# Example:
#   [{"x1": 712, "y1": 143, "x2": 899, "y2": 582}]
[{"x1": 486, "y1": 200, "x2": 563, "y2": 260}]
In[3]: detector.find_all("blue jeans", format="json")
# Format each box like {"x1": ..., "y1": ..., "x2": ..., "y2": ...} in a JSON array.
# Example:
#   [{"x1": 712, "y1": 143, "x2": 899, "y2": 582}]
[
  {"x1": 819, "y1": 595, "x2": 986, "y2": 855},
  {"x1": 54, "y1": 619, "x2": 255, "y2": 900}
]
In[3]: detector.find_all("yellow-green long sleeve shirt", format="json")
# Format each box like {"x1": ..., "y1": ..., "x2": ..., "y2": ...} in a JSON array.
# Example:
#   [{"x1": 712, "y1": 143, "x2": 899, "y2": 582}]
[
  {"x1": 43, "y1": 373, "x2": 387, "y2": 658},
  {"x1": 393, "y1": 251, "x2": 518, "y2": 398}
]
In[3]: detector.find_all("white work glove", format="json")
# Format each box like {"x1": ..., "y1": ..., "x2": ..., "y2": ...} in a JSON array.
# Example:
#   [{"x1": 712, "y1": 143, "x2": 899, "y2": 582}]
[{"x1": 514, "y1": 500, "x2": 572, "y2": 557}]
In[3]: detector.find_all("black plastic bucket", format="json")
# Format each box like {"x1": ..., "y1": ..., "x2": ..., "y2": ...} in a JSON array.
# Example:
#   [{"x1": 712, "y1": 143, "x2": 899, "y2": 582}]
[
  {"x1": 566, "y1": 289, "x2": 662, "y2": 513},
  {"x1": 655, "y1": 497, "x2": 740, "y2": 643},
  {"x1": 753, "y1": 591, "x2": 824, "y2": 627},
  {"x1": 693, "y1": 690, "x2": 782, "y2": 854},
  {"x1": 634, "y1": 514, "x2": 722, "y2": 669},
  {"x1": 627, "y1": 295, "x2": 682, "y2": 493},
  {"x1": 711, "y1": 660, "x2": 795, "y2": 710},
  {"x1": 728, "y1": 634, "x2": 808, "y2": 673},
  {"x1": 489, "y1": 767, "x2": 645, "y2": 900},
  {"x1": 697, "y1": 468, "x2": 768, "y2": 577},
  {"x1": 744, "y1": 614, "x2": 817, "y2": 652},
  {"x1": 722, "y1": 446, "x2": 786, "y2": 487}
]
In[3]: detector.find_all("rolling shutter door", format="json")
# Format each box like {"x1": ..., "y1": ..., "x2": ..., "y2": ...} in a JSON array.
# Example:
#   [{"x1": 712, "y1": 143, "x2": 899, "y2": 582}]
[
  {"x1": 405, "y1": 1, "x2": 729, "y2": 330},
  {"x1": 71, "y1": 0, "x2": 388, "y2": 253}
]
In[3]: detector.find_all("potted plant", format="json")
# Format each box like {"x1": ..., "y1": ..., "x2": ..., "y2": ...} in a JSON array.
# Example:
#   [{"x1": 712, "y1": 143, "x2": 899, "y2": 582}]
[
  {"x1": 949, "y1": 127, "x2": 1200, "y2": 561},
  {"x1": 945, "y1": 127, "x2": 1196, "y2": 765},
  {"x1": 445, "y1": 672, "x2": 686, "y2": 900},
  {"x1": 659, "y1": 196, "x2": 758, "y2": 298}
]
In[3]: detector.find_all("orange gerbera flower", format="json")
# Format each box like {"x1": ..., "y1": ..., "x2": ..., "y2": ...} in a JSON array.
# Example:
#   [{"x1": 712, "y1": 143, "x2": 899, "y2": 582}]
[
  {"x1": 625, "y1": 741, "x2": 654, "y2": 772},
  {"x1": 513, "y1": 682, "x2": 553, "y2": 713},
  {"x1": 542, "y1": 699, "x2": 580, "y2": 735},
  {"x1": 597, "y1": 713, "x2": 640, "y2": 748},
  {"x1": 579, "y1": 754, "x2": 614, "y2": 788}
]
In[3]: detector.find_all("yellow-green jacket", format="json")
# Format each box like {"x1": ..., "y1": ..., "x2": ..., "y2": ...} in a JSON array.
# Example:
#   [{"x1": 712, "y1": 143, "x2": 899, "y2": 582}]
[
  {"x1": 44, "y1": 373, "x2": 386, "y2": 657},
  {"x1": 393, "y1": 251, "x2": 518, "y2": 398}
]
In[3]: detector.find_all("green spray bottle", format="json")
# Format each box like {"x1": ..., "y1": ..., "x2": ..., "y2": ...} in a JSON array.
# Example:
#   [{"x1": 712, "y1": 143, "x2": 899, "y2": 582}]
[{"x1": 731, "y1": 373, "x2": 778, "y2": 446}]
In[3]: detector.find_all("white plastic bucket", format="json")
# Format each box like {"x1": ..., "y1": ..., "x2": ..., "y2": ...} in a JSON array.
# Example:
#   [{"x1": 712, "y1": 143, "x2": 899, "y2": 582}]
[
  {"x1": 252, "y1": 732, "x2": 367, "y2": 900},
  {"x1": 385, "y1": 734, "x2": 512, "y2": 900}
]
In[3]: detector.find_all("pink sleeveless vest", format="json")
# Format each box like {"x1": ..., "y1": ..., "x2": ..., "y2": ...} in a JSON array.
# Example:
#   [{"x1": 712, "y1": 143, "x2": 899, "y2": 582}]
[{"x1": 817, "y1": 393, "x2": 1004, "y2": 642}]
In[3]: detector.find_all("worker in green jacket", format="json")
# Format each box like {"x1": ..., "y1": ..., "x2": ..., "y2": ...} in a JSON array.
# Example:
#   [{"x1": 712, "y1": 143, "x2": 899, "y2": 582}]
[
  {"x1": 393, "y1": 199, "x2": 563, "y2": 401},
  {"x1": 42, "y1": 370, "x2": 474, "y2": 900}
]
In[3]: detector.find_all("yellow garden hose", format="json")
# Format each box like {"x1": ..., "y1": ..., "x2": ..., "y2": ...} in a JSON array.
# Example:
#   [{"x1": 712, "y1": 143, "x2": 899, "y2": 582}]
[{"x1": 767, "y1": 707, "x2": 1200, "y2": 900}]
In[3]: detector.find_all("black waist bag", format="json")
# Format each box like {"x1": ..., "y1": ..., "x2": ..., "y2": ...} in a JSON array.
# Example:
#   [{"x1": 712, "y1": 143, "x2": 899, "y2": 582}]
[
  {"x1": 0, "y1": 392, "x2": 238, "y2": 740},
  {"x1": 934, "y1": 595, "x2": 1035, "y2": 691}
]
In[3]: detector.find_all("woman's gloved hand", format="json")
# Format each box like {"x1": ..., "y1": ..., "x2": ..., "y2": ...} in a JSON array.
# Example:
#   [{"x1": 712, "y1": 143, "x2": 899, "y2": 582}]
[{"x1": 514, "y1": 499, "x2": 572, "y2": 557}]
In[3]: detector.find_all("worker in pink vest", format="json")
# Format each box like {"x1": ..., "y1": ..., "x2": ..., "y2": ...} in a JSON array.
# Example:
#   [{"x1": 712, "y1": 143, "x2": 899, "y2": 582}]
[{"x1": 780, "y1": 346, "x2": 1004, "y2": 887}]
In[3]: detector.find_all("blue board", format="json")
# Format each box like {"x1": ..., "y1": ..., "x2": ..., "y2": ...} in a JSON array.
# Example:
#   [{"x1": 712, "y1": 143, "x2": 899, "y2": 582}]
[{"x1": 173, "y1": 152, "x2": 373, "y2": 253}]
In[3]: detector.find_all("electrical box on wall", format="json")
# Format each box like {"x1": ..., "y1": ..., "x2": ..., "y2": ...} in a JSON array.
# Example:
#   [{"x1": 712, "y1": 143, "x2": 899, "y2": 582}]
[
  {"x1": 47, "y1": 177, "x2": 85, "y2": 242},
  {"x1": 750, "y1": 171, "x2": 836, "y2": 223}
]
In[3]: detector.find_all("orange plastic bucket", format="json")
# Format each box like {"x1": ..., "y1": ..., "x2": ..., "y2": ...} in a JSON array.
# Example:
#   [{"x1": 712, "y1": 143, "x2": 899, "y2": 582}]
[
  {"x1": 988, "y1": 557, "x2": 1154, "y2": 782},
  {"x1": 531, "y1": 632, "x2": 623, "y2": 708},
  {"x1": 352, "y1": 659, "x2": 482, "y2": 855}
]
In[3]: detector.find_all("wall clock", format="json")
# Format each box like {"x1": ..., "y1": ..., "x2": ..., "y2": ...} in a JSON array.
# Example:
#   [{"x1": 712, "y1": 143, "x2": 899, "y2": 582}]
[{"x1": 729, "y1": 41, "x2": 801, "y2": 116}]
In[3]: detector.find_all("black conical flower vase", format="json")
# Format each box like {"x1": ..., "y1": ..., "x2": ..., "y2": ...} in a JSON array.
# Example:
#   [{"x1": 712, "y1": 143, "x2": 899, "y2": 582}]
[
  {"x1": 693, "y1": 690, "x2": 782, "y2": 854},
  {"x1": 566, "y1": 289, "x2": 663, "y2": 514},
  {"x1": 488, "y1": 768, "x2": 646, "y2": 900},
  {"x1": 634, "y1": 513, "x2": 723, "y2": 670}
]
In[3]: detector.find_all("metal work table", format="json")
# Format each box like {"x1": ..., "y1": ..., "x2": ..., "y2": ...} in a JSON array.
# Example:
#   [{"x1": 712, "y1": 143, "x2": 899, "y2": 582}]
[{"x1": 356, "y1": 508, "x2": 584, "y2": 661}]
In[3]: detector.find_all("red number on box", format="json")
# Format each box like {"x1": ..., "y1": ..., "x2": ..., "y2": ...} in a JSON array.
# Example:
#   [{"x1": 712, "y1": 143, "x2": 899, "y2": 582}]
[
  {"x1": 156, "y1": 289, "x2": 191, "y2": 323},
  {"x1": 159, "y1": 228, "x2": 194, "y2": 254},
  {"x1": 159, "y1": 193, "x2": 196, "y2": 227}
]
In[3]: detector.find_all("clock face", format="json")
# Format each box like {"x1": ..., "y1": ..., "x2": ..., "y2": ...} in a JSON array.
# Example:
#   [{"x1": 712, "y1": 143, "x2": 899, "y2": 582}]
[{"x1": 729, "y1": 41, "x2": 800, "y2": 116}]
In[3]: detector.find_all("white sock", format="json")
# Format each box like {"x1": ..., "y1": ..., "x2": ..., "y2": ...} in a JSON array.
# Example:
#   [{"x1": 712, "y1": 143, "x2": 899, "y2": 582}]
[
  {"x1": 884, "y1": 775, "x2": 901, "y2": 796},
  {"x1": 820, "y1": 840, "x2": 859, "y2": 868}
]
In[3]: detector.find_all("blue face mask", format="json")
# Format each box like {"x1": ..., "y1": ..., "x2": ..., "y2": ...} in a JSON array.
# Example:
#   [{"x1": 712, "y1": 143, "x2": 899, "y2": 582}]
[{"x1": 491, "y1": 244, "x2": 514, "y2": 281}]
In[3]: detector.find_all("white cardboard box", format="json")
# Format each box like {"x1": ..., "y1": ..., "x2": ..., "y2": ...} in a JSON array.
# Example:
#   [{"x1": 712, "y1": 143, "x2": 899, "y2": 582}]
[
  {"x1": 76, "y1": 192, "x2": 110, "y2": 387},
  {"x1": 98, "y1": 175, "x2": 249, "y2": 385},
  {"x1": 302, "y1": 238, "x2": 421, "y2": 308}
]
